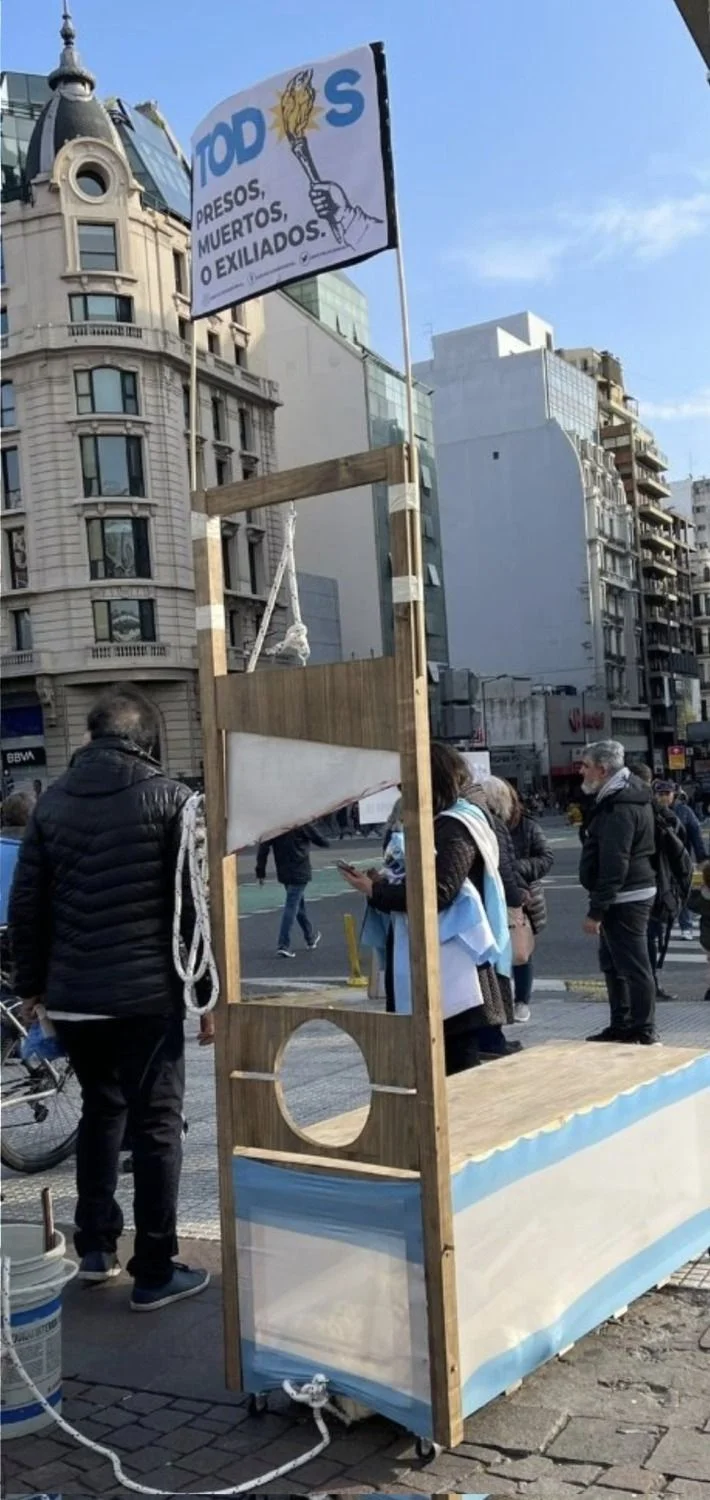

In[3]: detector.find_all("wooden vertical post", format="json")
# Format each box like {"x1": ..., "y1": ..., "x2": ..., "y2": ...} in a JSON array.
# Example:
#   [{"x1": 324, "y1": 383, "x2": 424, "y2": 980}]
[
  {"x1": 387, "y1": 443, "x2": 463, "y2": 1446},
  {"x1": 190, "y1": 483, "x2": 243, "y2": 1389}
]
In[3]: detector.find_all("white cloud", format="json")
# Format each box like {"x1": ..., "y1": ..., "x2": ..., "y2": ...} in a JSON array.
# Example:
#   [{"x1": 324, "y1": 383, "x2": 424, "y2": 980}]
[
  {"x1": 451, "y1": 187, "x2": 710, "y2": 285},
  {"x1": 640, "y1": 388, "x2": 710, "y2": 422},
  {"x1": 451, "y1": 235, "x2": 569, "y2": 284}
]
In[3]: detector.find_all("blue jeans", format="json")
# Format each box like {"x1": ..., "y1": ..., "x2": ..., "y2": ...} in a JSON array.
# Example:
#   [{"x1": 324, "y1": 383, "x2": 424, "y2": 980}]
[
  {"x1": 277, "y1": 884, "x2": 314, "y2": 950},
  {"x1": 678, "y1": 905, "x2": 693, "y2": 933}
]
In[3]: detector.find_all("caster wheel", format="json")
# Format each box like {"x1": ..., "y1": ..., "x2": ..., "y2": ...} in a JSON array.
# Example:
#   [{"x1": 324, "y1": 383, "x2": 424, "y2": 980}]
[
  {"x1": 415, "y1": 1436, "x2": 442, "y2": 1463},
  {"x1": 248, "y1": 1392, "x2": 268, "y2": 1417}
]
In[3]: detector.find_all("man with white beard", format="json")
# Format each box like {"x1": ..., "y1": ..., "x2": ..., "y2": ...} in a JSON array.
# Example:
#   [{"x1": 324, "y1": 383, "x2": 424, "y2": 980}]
[{"x1": 579, "y1": 740, "x2": 659, "y2": 1046}]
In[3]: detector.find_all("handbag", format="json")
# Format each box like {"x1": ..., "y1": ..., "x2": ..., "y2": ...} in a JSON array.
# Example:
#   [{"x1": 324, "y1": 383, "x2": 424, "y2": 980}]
[
  {"x1": 508, "y1": 906, "x2": 535, "y2": 965},
  {"x1": 525, "y1": 880, "x2": 548, "y2": 935}
]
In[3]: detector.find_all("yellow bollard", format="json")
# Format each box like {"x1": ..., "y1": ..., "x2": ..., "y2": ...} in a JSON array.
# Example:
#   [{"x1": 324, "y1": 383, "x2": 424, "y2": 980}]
[{"x1": 344, "y1": 912, "x2": 368, "y2": 987}]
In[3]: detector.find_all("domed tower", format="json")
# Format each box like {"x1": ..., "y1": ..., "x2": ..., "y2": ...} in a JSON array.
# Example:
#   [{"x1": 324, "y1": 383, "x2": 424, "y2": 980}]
[
  {"x1": 1, "y1": 8, "x2": 281, "y2": 787},
  {"x1": 25, "y1": 6, "x2": 125, "y2": 182}
]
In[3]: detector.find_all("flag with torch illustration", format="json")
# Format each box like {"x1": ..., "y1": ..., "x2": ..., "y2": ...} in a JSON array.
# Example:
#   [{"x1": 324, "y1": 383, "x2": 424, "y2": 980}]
[{"x1": 276, "y1": 69, "x2": 345, "y2": 246}]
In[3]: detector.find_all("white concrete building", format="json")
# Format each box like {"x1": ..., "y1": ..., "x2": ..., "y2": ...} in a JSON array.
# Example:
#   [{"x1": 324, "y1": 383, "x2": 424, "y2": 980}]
[
  {"x1": 675, "y1": 477, "x2": 710, "y2": 720},
  {"x1": 0, "y1": 18, "x2": 284, "y2": 785},
  {"x1": 415, "y1": 313, "x2": 650, "y2": 761},
  {"x1": 262, "y1": 277, "x2": 449, "y2": 673}
]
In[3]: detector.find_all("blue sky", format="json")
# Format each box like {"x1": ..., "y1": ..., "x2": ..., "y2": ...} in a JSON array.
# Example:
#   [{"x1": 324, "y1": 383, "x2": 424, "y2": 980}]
[{"x1": 7, "y1": 0, "x2": 709, "y2": 478}]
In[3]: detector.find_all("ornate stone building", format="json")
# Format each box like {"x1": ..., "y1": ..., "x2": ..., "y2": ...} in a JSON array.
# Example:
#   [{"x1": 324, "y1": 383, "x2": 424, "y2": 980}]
[{"x1": 1, "y1": 13, "x2": 284, "y2": 785}]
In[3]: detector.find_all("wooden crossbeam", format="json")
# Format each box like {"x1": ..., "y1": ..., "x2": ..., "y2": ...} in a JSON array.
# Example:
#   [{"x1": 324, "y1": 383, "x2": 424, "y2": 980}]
[
  {"x1": 214, "y1": 656, "x2": 399, "y2": 750},
  {"x1": 204, "y1": 443, "x2": 407, "y2": 519}
]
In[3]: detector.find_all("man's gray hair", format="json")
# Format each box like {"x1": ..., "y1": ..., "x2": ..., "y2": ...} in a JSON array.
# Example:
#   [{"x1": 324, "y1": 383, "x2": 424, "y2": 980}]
[{"x1": 583, "y1": 739, "x2": 625, "y2": 773}]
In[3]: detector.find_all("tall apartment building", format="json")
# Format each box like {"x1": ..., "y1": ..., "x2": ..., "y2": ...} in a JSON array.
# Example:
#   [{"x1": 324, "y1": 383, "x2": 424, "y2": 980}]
[
  {"x1": 673, "y1": 476, "x2": 710, "y2": 721},
  {"x1": 561, "y1": 349, "x2": 699, "y2": 757},
  {"x1": 414, "y1": 313, "x2": 651, "y2": 763},
  {"x1": 263, "y1": 273, "x2": 449, "y2": 685},
  {"x1": 1, "y1": 16, "x2": 284, "y2": 786}
]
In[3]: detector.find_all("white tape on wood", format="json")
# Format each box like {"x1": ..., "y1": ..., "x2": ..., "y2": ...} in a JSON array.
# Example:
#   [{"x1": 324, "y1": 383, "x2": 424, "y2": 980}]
[
  {"x1": 392, "y1": 575, "x2": 422, "y2": 605},
  {"x1": 195, "y1": 604, "x2": 225, "y2": 632},
  {"x1": 191, "y1": 513, "x2": 221, "y2": 542},
  {"x1": 388, "y1": 482, "x2": 418, "y2": 514}
]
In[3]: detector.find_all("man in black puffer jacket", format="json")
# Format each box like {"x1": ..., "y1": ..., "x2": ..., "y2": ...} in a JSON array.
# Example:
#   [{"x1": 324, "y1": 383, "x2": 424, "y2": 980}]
[
  {"x1": 8, "y1": 685, "x2": 209, "y2": 1310},
  {"x1": 579, "y1": 740, "x2": 658, "y2": 1045}
]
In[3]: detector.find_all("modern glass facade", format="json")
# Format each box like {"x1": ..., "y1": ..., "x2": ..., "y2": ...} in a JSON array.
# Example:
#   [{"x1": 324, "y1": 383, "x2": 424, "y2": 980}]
[
  {"x1": 544, "y1": 350, "x2": 598, "y2": 441},
  {"x1": 286, "y1": 271, "x2": 371, "y2": 348},
  {"x1": 1, "y1": 72, "x2": 51, "y2": 200},
  {"x1": 365, "y1": 353, "x2": 449, "y2": 670}
]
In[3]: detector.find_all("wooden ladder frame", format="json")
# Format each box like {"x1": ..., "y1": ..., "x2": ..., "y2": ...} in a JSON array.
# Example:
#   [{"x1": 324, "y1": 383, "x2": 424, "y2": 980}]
[{"x1": 191, "y1": 439, "x2": 463, "y2": 1447}]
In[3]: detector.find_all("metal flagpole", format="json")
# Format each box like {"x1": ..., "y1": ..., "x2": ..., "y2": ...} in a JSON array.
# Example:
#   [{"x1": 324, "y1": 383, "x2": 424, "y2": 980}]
[{"x1": 189, "y1": 319, "x2": 198, "y2": 492}]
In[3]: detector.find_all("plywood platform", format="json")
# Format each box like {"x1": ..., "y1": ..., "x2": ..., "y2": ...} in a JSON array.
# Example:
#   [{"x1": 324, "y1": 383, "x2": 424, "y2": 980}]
[{"x1": 446, "y1": 1039, "x2": 708, "y2": 1170}]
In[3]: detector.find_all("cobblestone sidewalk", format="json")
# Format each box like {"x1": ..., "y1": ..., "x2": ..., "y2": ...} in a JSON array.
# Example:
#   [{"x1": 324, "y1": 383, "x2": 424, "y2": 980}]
[{"x1": 3, "y1": 1254, "x2": 709, "y2": 1498}]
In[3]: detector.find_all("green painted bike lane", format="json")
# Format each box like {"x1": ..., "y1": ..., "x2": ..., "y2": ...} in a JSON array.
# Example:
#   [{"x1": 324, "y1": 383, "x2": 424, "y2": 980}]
[{"x1": 238, "y1": 859, "x2": 373, "y2": 914}]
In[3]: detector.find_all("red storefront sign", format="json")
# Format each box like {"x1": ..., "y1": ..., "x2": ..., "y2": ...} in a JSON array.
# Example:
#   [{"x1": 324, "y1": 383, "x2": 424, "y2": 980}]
[{"x1": 569, "y1": 708, "x2": 605, "y2": 734}]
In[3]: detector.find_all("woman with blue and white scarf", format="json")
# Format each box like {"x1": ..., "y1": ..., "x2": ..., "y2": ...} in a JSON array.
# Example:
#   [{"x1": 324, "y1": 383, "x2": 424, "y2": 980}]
[{"x1": 341, "y1": 744, "x2": 513, "y2": 1076}]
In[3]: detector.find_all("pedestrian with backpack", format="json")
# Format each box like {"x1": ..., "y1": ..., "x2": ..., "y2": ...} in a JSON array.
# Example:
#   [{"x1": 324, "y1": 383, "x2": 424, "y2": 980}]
[{"x1": 579, "y1": 742, "x2": 659, "y2": 1045}]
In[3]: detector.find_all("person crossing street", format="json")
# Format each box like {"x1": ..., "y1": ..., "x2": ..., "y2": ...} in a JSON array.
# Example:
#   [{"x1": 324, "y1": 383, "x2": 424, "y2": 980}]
[{"x1": 256, "y1": 821, "x2": 329, "y2": 957}]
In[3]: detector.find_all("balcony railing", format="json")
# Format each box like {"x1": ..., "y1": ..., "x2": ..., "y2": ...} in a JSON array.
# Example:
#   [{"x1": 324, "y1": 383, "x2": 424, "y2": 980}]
[
  {"x1": 0, "y1": 649, "x2": 34, "y2": 671},
  {"x1": 635, "y1": 438, "x2": 669, "y2": 472},
  {"x1": 2, "y1": 490, "x2": 23, "y2": 511},
  {"x1": 69, "y1": 321, "x2": 143, "y2": 340},
  {"x1": 89, "y1": 643, "x2": 169, "y2": 661}
]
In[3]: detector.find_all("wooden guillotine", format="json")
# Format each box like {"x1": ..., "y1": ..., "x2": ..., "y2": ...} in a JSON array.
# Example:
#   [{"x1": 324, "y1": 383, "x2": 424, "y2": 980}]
[{"x1": 188, "y1": 44, "x2": 710, "y2": 1455}]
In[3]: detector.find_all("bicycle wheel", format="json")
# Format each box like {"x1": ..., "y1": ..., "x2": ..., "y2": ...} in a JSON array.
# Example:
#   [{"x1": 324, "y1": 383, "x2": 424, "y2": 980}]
[{"x1": 0, "y1": 1031, "x2": 81, "y2": 1173}]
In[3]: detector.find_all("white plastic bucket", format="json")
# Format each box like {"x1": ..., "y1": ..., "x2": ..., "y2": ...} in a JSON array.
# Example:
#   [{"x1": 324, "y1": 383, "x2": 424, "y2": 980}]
[{"x1": 0, "y1": 1221, "x2": 77, "y2": 1438}]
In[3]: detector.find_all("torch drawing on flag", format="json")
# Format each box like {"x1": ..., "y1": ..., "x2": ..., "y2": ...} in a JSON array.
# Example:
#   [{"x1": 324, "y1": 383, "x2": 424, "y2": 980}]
[{"x1": 278, "y1": 69, "x2": 345, "y2": 246}]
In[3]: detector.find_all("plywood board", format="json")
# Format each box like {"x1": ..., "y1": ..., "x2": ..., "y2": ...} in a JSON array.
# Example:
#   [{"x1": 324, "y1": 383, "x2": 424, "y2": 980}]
[
  {"x1": 230, "y1": 1002, "x2": 416, "y2": 1090},
  {"x1": 215, "y1": 657, "x2": 399, "y2": 750},
  {"x1": 230, "y1": 1073, "x2": 419, "y2": 1171},
  {"x1": 204, "y1": 443, "x2": 407, "y2": 519},
  {"x1": 447, "y1": 1041, "x2": 708, "y2": 1171}
]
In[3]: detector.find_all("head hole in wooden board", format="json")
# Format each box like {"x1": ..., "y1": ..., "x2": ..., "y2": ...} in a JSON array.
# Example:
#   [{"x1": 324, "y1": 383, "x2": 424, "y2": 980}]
[{"x1": 275, "y1": 1019, "x2": 372, "y2": 1147}]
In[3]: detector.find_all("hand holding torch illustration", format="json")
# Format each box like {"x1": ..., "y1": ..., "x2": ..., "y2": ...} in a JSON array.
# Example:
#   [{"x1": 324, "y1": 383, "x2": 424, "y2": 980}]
[{"x1": 279, "y1": 69, "x2": 345, "y2": 246}]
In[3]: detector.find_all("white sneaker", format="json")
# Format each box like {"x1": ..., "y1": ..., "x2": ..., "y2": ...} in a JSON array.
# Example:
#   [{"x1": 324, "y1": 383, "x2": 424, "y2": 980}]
[
  {"x1": 681, "y1": 930, "x2": 695, "y2": 941},
  {"x1": 514, "y1": 1003, "x2": 531, "y2": 1023},
  {"x1": 276, "y1": 947, "x2": 296, "y2": 958}
]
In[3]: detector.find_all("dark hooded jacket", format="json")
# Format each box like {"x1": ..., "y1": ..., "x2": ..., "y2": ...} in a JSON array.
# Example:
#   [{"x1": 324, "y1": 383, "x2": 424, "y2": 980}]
[
  {"x1": 8, "y1": 736, "x2": 199, "y2": 1018},
  {"x1": 579, "y1": 773, "x2": 656, "y2": 921}
]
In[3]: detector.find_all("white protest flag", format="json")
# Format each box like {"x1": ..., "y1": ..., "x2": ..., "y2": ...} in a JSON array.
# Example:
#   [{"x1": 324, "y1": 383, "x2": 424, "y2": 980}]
[{"x1": 191, "y1": 43, "x2": 396, "y2": 317}]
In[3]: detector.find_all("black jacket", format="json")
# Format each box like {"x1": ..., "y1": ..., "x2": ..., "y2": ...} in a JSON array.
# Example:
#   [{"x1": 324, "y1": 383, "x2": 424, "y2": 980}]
[
  {"x1": 8, "y1": 736, "x2": 200, "y2": 1019},
  {"x1": 255, "y1": 823, "x2": 328, "y2": 887},
  {"x1": 370, "y1": 814, "x2": 485, "y2": 916},
  {"x1": 510, "y1": 815, "x2": 553, "y2": 885},
  {"x1": 579, "y1": 776, "x2": 656, "y2": 921}
]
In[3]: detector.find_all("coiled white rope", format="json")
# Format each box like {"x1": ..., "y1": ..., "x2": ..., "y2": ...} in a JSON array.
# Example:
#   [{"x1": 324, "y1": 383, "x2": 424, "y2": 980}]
[
  {"x1": 172, "y1": 792, "x2": 219, "y2": 1015},
  {"x1": 0, "y1": 1258, "x2": 346, "y2": 1497}
]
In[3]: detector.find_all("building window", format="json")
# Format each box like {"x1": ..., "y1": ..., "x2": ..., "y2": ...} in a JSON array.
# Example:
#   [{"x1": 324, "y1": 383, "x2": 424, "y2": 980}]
[
  {"x1": 0, "y1": 308, "x2": 7, "y2": 337},
  {"x1": 248, "y1": 538, "x2": 262, "y2": 595},
  {"x1": 207, "y1": 331, "x2": 219, "y2": 356},
  {"x1": 427, "y1": 562, "x2": 441, "y2": 587},
  {"x1": 231, "y1": 303, "x2": 246, "y2": 326},
  {"x1": 0, "y1": 241, "x2": 5, "y2": 285},
  {"x1": 76, "y1": 165, "x2": 108, "y2": 198},
  {"x1": 12, "y1": 607, "x2": 32, "y2": 650},
  {"x1": 238, "y1": 408, "x2": 254, "y2": 452},
  {"x1": 234, "y1": 343, "x2": 246, "y2": 368},
  {"x1": 93, "y1": 598, "x2": 156, "y2": 644},
  {"x1": 215, "y1": 456, "x2": 230, "y2": 487},
  {"x1": 212, "y1": 395, "x2": 225, "y2": 441},
  {"x1": 86, "y1": 517, "x2": 151, "y2": 579},
  {"x1": 173, "y1": 249, "x2": 186, "y2": 296},
  {"x1": 78, "y1": 222, "x2": 118, "y2": 271},
  {"x1": 178, "y1": 317, "x2": 189, "y2": 343},
  {"x1": 6, "y1": 526, "x2": 28, "y2": 589},
  {"x1": 1, "y1": 447, "x2": 21, "y2": 509},
  {"x1": 80, "y1": 434, "x2": 145, "y2": 497},
  {"x1": 70, "y1": 293, "x2": 133, "y2": 323},
  {"x1": 75, "y1": 368, "x2": 139, "y2": 415},
  {"x1": 229, "y1": 610, "x2": 241, "y2": 648},
  {"x1": 182, "y1": 385, "x2": 191, "y2": 427},
  {"x1": 1, "y1": 381, "x2": 16, "y2": 427}
]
